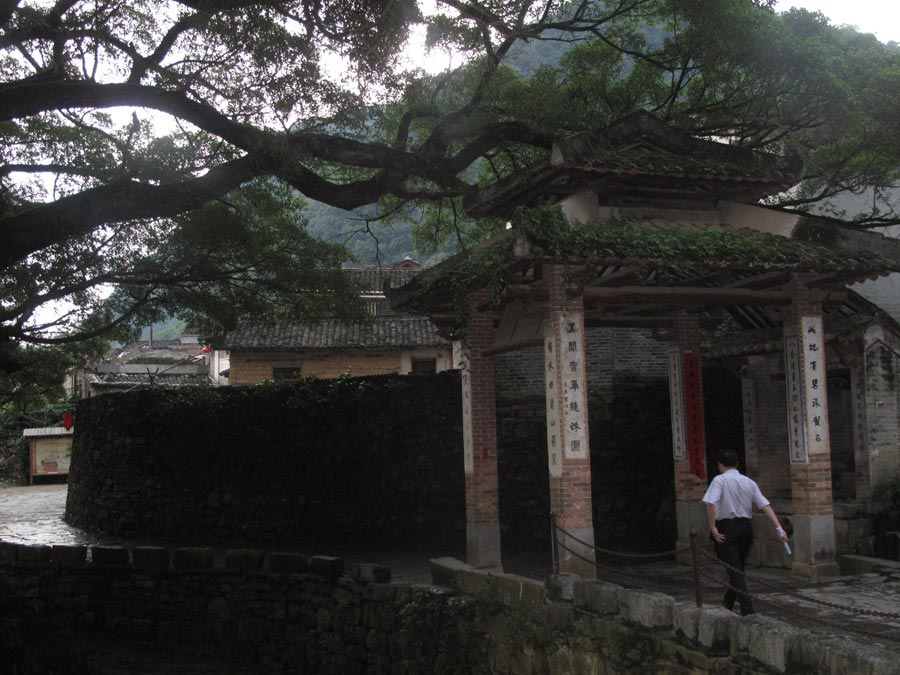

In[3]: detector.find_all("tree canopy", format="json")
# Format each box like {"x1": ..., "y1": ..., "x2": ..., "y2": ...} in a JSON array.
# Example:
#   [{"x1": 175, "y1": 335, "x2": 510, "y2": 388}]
[{"x1": 3, "y1": 0, "x2": 900, "y2": 384}]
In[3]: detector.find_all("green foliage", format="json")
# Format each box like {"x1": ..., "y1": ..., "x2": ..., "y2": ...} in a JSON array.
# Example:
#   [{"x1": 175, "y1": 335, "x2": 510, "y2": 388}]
[
  {"x1": 519, "y1": 206, "x2": 863, "y2": 275},
  {"x1": 413, "y1": 231, "x2": 516, "y2": 335},
  {"x1": 571, "y1": 617, "x2": 657, "y2": 667},
  {"x1": 396, "y1": 592, "x2": 492, "y2": 674},
  {"x1": 5, "y1": 0, "x2": 900, "y2": 387}
]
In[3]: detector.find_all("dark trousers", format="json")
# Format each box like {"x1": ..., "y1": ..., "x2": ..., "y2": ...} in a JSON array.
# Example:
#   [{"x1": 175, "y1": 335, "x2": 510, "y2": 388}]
[{"x1": 714, "y1": 518, "x2": 755, "y2": 615}]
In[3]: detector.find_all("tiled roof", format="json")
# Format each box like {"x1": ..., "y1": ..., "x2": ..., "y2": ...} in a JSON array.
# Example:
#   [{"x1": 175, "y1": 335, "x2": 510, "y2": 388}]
[
  {"x1": 223, "y1": 316, "x2": 448, "y2": 351},
  {"x1": 343, "y1": 267, "x2": 423, "y2": 293},
  {"x1": 88, "y1": 372, "x2": 211, "y2": 389},
  {"x1": 467, "y1": 111, "x2": 803, "y2": 218},
  {"x1": 105, "y1": 342, "x2": 205, "y2": 364}
]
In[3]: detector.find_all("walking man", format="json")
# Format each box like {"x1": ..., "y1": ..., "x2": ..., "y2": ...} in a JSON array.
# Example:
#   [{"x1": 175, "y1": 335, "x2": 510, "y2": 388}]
[{"x1": 702, "y1": 448, "x2": 788, "y2": 615}]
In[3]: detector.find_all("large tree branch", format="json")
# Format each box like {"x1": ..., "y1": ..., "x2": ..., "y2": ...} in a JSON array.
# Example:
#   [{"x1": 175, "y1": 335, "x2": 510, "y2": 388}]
[
  {"x1": 0, "y1": 81, "x2": 260, "y2": 149},
  {"x1": 0, "y1": 155, "x2": 260, "y2": 268}
]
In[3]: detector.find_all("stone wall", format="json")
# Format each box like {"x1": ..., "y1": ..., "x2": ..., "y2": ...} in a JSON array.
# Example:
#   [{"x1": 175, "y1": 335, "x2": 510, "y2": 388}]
[
  {"x1": 66, "y1": 373, "x2": 468, "y2": 547},
  {"x1": 2, "y1": 540, "x2": 890, "y2": 675},
  {"x1": 494, "y1": 326, "x2": 670, "y2": 399}
]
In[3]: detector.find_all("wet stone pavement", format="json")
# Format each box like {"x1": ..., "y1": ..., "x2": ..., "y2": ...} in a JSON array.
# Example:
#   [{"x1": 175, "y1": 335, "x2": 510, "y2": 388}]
[{"x1": 5, "y1": 484, "x2": 900, "y2": 668}]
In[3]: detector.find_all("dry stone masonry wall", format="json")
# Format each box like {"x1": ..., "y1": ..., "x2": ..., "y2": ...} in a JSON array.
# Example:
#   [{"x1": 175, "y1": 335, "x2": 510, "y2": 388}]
[{"x1": 3, "y1": 540, "x2": 891, "y2": 675}]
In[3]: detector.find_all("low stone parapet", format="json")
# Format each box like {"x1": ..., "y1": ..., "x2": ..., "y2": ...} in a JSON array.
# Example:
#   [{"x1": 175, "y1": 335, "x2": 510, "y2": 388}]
[{"x1": 428, "y1": 556, "x2": 900, "y2": 674}]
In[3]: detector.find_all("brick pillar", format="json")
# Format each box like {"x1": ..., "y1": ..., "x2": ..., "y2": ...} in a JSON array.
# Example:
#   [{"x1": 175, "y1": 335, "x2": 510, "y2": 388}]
[
  {"x1": 670, "y1": 313, "x2": 709, "y2": 561},
  {"x1": 782, "y1": 278, "x2": 839, "y2": 578},
  {"x1": 461, "y1": 289, "x2": 502, "y2": 569},
  {"x1": 544, "y1": 265, "x2": 596, "y2": 578}
]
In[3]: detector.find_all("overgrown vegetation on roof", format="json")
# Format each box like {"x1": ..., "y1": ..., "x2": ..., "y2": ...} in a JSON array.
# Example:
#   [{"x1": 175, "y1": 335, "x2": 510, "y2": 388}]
[{"x1": 518, "y1": 206, "x2": 880, "y2": 276}]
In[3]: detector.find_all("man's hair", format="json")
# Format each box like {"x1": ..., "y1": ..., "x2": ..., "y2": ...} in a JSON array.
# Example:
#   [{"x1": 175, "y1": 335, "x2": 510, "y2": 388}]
[{"x1": 717, "y1": 448, "x2": 739, "y2": 468}]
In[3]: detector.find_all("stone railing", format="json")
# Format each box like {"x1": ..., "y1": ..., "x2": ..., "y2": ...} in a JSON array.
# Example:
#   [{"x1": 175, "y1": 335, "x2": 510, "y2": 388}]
[{"x1": 430, "y1": 557, "x2": 898, "y2": 675}]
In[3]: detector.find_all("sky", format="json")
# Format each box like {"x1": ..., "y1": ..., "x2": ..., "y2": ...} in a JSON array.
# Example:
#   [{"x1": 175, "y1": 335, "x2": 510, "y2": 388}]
[{"x1": 773, "y1": 1, "x2": 900, "y2": 43}]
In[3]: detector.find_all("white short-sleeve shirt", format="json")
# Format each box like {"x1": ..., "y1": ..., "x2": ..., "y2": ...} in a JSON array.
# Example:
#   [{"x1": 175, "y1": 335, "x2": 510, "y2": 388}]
[{"x1": 701, "y1": 469, "x2": 769, "y2": 520}]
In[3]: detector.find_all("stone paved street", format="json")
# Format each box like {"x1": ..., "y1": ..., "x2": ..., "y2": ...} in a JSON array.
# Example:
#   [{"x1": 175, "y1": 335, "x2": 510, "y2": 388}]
[{"x1": 5, "y1": 484, "x2": 900, "y2": 665}]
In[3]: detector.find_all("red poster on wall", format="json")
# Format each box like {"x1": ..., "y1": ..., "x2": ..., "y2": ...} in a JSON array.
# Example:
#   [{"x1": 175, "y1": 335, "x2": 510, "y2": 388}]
[{"x1": 682, "y1": 352, "x2": 707, "y2": 481}]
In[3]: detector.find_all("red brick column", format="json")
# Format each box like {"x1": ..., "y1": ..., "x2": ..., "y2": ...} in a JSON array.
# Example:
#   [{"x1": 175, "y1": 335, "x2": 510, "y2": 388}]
[
  {"x1": 461, "y1": 289, "x2": 502, "y2": 569},
  {"x1": 670, "y1": 313, "x2": 710, "y2": 560},
  {"x1": 782, "y1": 277, "x2": 838, "y2": 577},
  {"x1": 544, "y1": 265, "x2": 596, "y2": 578}
]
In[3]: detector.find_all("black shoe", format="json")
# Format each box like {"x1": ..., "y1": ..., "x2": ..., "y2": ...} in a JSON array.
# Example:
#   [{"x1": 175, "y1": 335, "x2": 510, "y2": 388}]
[
  {"x1": 741, "y1": 608, "x2": 756, "y2": 616},
  {"x1": 723, "y1": 590, "x2": 735, "y2": 611}
]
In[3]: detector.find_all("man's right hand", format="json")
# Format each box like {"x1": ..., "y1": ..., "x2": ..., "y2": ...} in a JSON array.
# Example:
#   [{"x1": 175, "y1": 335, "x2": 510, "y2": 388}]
[{"x1": 711, "y1": 528, "x2": 725, "y2": 543}]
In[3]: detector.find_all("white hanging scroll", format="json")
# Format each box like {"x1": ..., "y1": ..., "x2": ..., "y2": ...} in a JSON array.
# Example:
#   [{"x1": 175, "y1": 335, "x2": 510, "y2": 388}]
[
  {"x1": 668, "y1": 349, "x2": 686, "y2": 461},
  {"x1": 544, "y1": 332, "x2": 563, "y2": 478},
  {"x1": 801, "y1": 316, "x2": 830, "y2": 456},
  {"x1": 784, "y1": 335, "x2": 807, "y2": 464},
  {"x1": 560, "y1": 313, "x2": 588, "y2": 461}
]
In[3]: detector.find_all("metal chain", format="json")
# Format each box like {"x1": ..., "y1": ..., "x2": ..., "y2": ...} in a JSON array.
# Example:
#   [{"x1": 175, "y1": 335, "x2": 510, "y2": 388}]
[
  {"x1": 699, "y1": 568, "x2": 900, "y2": 643},
  {"x1": 699, "y1": 548, "x2": 900, "y2": 620},
  {"x1": 555, "y1": 524, "x2": 683, "y2": 559},
  {"x1": 554, "y1": 535, "x2": 694, "y2": 581}
]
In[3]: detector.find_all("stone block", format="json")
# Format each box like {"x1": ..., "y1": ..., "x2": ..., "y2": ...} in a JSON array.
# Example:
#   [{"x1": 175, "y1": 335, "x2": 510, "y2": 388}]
[
  {"x1": 224, "y1": 549, "x2": 265, "y2": 571},
  {"x1": 672, "y1": 602, "x2": 700, "y2": 642},
  {"x1": 795, "y1": 634, "x2": 899, "y2": 675},
  {"x1": 492, "y1": 573, "x2": 528, "y2": 606},
  {"x1": 428, "y1": 556, "x2": 470, "y2": 588},
  {"x1": 733, "y1": 614, "x2": 800, "y2": 673},
  {"x1": 573, "y1": 580, "x2": 622, "y2": 615},
  {"x1": 362, "y1": 583, "x2": 396, "y2": 602},
  {"x1": 132, "y1": 546, "x2": 170, "y2": 574},
  {"x1": 697, "y1": 608, "x2": 737, "y2": 652},
  {"x1": 17, "y1": 543, "x2": 51, "y2": 565},
  {"x1": 51, "y1": 544, "x2": 87, "y2": 567},
  {"x1": 269, "y1": 552, "x2": 309, "y2": 574},
  {"x1": 352, "y1": 563, "x2": 391, "y2": 584},
  {"x1": 310, "y1": 555, "x2": 344, "y2": 578},
  {"x1": 90, "y1": 546, "x2": 129, "y2": 566},
  {"x1": 545, "y1": 573, "x2": 579, "y2": 601},
  {"x1": 542, "y1": 603, "x2": 572, "y2": 630},
  {"x1": 518, "y1": 578, "x2": 545, "y2": 614},
  {"x1": 172, "y1": 547, "x2": 214, "y2": 570},
  {"x1": 617, "y1": 589, "x2": 674, "y2": 629},
  {"x1": 456, "y1": 568, "x2": 491, "y2": 595}
]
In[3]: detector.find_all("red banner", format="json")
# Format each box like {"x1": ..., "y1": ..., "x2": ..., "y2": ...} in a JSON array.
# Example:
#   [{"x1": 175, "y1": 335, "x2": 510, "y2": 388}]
[{"x1": 682, "y1": 353, "x2": 706, "y2": 481}]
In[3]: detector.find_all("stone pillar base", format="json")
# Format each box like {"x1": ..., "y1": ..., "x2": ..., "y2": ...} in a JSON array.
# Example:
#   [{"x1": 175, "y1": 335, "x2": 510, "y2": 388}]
[
  {"x1": 790, "y1": 514, "x2": 837, "y2": 578},
  {"x1": 466, "y1": 522, "x2": 502, "y2": 570},
  {"x1": 557, "y1": 526, "x2": 597, "y2": 579},
  {"x1": 791, "y1": 561, "x2": 841, "y2": 579}
]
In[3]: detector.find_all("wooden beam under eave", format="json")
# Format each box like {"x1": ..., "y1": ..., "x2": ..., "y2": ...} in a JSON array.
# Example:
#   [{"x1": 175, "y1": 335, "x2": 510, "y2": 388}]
[
  {"x1": 582, "y1": 285, "x2": 793, "y2": 306},
  {"x1": 582, "y1": 314, "x2": 723, "y2": 329},
  {"x1": 506, "y1": 283, "x2": 792, "y2": 306}
]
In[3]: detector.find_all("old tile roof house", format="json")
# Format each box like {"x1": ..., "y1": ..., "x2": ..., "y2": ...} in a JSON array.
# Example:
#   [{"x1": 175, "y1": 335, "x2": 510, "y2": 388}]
[
  {"x1": 74, "y1": 338, "x2": 212, "y2": 397},
  {"x1": 222, "y1": 260, "x2": 453, "y2": 384}
]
